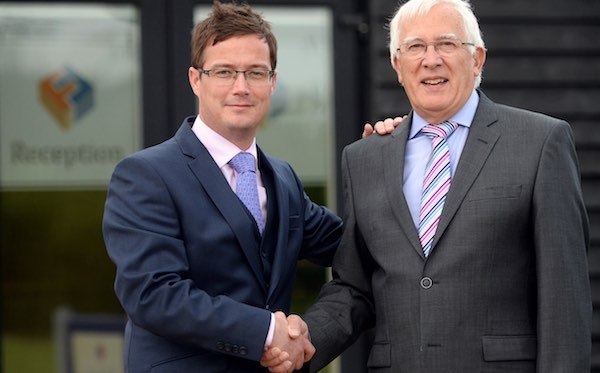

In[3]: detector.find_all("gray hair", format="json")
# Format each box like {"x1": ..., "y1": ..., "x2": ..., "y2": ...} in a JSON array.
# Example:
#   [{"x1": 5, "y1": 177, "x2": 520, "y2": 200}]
[{"x1": 388, "y1": 0, "x2": 485, "y2": 87}]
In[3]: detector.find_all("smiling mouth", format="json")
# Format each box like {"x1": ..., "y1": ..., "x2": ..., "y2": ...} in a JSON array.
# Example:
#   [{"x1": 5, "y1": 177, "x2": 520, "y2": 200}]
[{"x1": 423, "y1": 78, "x2": 448, "y2": 85}]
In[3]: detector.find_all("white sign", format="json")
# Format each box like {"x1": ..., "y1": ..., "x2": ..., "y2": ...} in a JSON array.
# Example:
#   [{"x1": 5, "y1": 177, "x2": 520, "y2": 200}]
[{"x1": 0, "y1": 4, "x2": 141, "y2": 189}]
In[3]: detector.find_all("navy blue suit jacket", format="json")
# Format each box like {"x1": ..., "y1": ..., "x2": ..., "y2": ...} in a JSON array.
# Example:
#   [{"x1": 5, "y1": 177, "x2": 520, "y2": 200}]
[{"x1": 103, "y1": 117, "x2": 342, "y2": 372}]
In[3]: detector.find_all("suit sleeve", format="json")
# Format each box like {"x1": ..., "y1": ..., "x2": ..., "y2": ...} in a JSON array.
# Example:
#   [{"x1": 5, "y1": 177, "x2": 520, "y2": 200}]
[
  {"x1": 299, "y1": 190, "x2": 343, "y2": 267},
  {"x1": 533, "y1": 120, "x2": 592, "y2": 371},
  {"x1": 278, "y1": 161, "x2": 343, "y2": 267},
  {"x1": 102, "y1": 155, "x2": 271, "y2": 362},
  {"x1": 302, "y1": 147, "x2": 376, "y2": 371}
]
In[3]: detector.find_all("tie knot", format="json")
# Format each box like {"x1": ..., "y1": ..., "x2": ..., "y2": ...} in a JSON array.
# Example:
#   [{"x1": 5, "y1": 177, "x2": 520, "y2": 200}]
[
  {"x1": 422, "y1": 121, "x2": 458, "y2": 139},
  {"x1": 229, "y1": 152, "x2": 256, "y2": 173}
]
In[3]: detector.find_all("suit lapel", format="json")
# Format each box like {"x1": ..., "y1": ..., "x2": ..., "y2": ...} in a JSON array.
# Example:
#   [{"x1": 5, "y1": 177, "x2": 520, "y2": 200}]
[
  {"x1": 383, "y1": 118, "x2": 424, "y2": 257},
  {"x1": 175, "y1": 119, "x2": 264, "y2": 285},
  {"x1": 433, "y1": 93, "x2": 500, "y2": 249},
  {"x1": 258, "y1": 151, "x2": 294, "y2": 300}
]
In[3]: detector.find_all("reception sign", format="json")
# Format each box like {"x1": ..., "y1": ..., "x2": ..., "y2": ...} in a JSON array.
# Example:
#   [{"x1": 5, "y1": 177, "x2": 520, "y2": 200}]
[{"x1": 0, "y1": 4, "x2": 141, "y2": 189}]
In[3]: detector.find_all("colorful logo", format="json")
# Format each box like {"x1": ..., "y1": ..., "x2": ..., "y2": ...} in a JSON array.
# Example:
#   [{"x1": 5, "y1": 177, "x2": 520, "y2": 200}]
[{"x1": 39, "y1": 66, "x2": 94, "y2": 130}]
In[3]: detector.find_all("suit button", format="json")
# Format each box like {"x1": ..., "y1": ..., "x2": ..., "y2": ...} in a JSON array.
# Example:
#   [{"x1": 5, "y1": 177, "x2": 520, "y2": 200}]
[
  {"x1": 420, "y1": 277, "x2": 433, "y2": 289},
  {"x1": 216, "y1": 341, "x2": 224, "y2": 350},
  {"x1": 240, "y1": 346, "x2": 248, "y2": 356},
  {"x1": 224, "y1": 343, "x2": 232, "y2": 352}
]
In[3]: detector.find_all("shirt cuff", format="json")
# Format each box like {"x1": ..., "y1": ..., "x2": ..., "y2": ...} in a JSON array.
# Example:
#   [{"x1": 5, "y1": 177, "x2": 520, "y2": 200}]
[{"x1": 265, "y1": 312, "x2": 275, "y2": 347}]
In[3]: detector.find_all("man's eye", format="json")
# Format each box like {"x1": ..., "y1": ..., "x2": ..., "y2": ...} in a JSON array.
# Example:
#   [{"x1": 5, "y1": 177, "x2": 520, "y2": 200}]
[
  {"x1": 438, "y1": 41, "x2": 458, "y2": 49},
  {"x1": 247, "y1": 70, "x2": 267, "y2": 79},
  {"x1": 214, "y1": 69, "x2": 234, "y2": 78},
  {"x1": 407, "y1": 43, "x2": 426, "y2": 52}
]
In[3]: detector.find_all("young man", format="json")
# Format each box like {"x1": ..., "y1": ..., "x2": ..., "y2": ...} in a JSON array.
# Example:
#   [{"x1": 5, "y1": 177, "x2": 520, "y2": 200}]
[{"x1": 103, "y1": 2, "x2": 341, "y2": 372}]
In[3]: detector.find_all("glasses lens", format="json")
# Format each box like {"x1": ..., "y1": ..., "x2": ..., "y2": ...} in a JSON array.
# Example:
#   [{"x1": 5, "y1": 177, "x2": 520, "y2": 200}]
[
  {"x1": 437, "y1": 40, "x2": 460, "y2": 53},
  {"x1": 245, "y1": 70, "x2": 272, "y2": 86},
  {"x1": 205, "y1": 68, "x2": 272, "y2": 87},
  {"x1": 401, "y1": 39, "x2": 466, "y2": 57}
]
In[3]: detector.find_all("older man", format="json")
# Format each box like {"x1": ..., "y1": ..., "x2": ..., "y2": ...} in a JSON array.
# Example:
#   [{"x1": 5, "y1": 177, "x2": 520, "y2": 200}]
[{"x1": 266, "y1": 0, "x2": 592, "y2": 372}]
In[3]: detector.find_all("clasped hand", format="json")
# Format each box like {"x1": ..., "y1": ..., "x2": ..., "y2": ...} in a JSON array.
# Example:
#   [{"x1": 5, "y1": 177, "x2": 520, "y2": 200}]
[
  {"x1": 261, "y1": 116, "x2": 405, "y2": 373},
  {"x1": 260, "y1": 311, "x2": 313, "y2": 373}
]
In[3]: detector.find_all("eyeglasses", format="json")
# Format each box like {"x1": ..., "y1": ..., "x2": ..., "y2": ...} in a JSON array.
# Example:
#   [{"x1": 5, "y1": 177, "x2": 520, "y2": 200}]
[
  {"x1": 199, "y1": 68, "x2": 274, "y2": 87},
  {"x1": 397, "y1": 38, "x2": 475, "y2": 58}
]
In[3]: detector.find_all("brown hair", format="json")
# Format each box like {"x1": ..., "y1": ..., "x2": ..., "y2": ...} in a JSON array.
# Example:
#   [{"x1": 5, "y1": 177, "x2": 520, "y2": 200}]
[{"x1": 190, "y1": 1, "x2": 277, "y2": 70}]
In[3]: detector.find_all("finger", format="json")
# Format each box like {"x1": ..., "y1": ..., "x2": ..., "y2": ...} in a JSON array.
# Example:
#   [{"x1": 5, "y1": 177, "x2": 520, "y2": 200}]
[
  {"x1": 374, "y1": 120, "x2": 387, "y2": 135},
  {"x1": 262, "y1": 353, "x2": 290, "y2": 369},
  {"x1": 267, "y1": 360, "x2": 293, "y2": 373},
  {"x1": 362, "y1": 123, "x2": 374, "y2": 138},
  {"x1": 302, "y1": 339, "x2": 316, "y2": 362},
  {"x1": 273, "y1": 310, "x2": 286, "y2": 319},
  {"x1": 267, "y1": 346, "x2": 282, "y2": 358},
  {"x1": 395, "y1": 115, "x2": 407, "y2": 126},
  {"x1": 270, "y1": 349, "x2": 290, "y2": 363},
  {"x1": 378, "y1": 115, "x2": 407, "y2": 134},
  {"x1": 287, "y1": 314, "x2": 306, "y2": 338},
  {"x1": 260, "y1": 347, "x2": 287, "y2": 367},
  {"x1": 381, "y1": 118, "x2": 394, "y2": 133}
]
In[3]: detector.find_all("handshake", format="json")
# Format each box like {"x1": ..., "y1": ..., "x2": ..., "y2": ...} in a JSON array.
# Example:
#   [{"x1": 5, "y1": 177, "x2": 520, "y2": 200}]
[{"x1": 260, "y1": 311, "x2": 314, "y2": 373}]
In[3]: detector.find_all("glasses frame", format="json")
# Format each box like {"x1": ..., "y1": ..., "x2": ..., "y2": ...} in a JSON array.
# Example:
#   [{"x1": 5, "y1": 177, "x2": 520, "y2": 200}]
[
  {"x1": 198, "y1": 67, "x2": 275, "y2": 87},
  {"x1": 396, "y1": 38, "x2": 475, "y2": 58}
]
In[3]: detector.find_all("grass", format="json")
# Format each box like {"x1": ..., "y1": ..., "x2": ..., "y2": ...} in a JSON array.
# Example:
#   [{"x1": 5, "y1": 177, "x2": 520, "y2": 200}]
[
  {"x1": 2, "y1": 333, "x2": 336, "y2": 372},
  {"x1": 3, "y1": 333, "x2": 55, "y2": 373}
]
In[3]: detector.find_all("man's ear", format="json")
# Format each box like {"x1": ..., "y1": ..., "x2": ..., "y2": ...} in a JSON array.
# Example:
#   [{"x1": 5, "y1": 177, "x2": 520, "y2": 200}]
[
  {"x1": 472, "y1": 47, "x2": 486, "y2": 78},
  {"x1": 392, "y1": 55, "x2": 403, "y2": 85},
  {"x1": 188, "y1": 67, "x2": 201, "y2": 95}
]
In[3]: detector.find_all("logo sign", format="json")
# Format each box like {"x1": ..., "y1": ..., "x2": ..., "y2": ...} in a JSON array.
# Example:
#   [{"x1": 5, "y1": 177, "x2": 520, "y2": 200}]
[
  {"x1": 0, "y1": 4, "x2": 141, "y2": 190},
  {"x1": 39, "y1": 66, "x2": 94, "y2": 131}
]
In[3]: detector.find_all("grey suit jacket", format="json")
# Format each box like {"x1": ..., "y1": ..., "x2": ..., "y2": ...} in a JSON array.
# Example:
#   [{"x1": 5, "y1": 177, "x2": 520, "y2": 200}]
[{"x1": 304, "y1": 91, "x2": 591, "y2": 372}]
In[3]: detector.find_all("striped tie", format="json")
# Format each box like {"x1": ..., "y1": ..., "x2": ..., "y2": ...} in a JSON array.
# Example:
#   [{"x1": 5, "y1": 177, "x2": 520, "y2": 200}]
[
  {"x1": 418, "y1": 121, "x2": 458, "y2": 257},
  {"x1": 229, "y1": 152, "x2": 264, "y2": 234}
]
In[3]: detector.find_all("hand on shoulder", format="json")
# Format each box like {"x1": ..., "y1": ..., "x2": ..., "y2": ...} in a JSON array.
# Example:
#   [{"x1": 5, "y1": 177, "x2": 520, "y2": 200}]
[{"x1": 361, "y1": 115, "x2": 407, "y2": 138}]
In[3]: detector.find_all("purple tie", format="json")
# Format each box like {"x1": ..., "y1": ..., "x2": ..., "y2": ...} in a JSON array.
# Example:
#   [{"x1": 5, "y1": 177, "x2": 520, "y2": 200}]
[
  {"x1": 229, "y1": 152, "x2": 264, "y2": 233},
  {"x1": 418, "y1": 121, "x2": 458, "y2": 257}
]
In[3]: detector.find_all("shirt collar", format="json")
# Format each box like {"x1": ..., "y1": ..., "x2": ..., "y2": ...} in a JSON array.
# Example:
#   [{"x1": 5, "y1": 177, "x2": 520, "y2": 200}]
[
  {"x1": 191, "y1": 115, "x2": 258, "y2": 169},
  {"x1": 409, "y1": 89, "x2": 479, "y2": 139}
]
